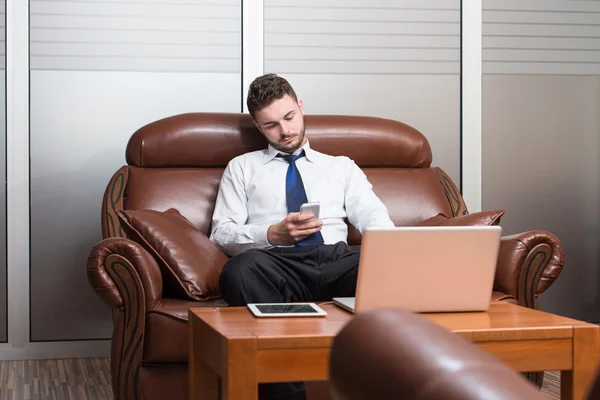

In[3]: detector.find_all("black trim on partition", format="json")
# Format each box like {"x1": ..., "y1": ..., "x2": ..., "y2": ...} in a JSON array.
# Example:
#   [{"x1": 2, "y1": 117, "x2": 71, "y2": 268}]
[
  {"x1": 2, "y1": 0, "x2": 7, "y2": 344},
  {"x1": 28, "y1": 0, "x2": 32, "y2": 344}
]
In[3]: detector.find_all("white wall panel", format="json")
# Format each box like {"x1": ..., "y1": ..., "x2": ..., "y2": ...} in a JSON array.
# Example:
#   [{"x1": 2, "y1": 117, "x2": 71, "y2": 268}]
[
  {"x1": 29, "y1": 0, "x2": 241, "y2": 341},
  {"x1": 265, "y1": 0, "x2": 460, "y2": 75},
  {"x1": 264, "y1": 0, "x2": 461, "y2": 188},
  {"x1": 482, "y1": 1, "x2": 600, "y2": 322},
  {"x1": 483, "y1": 76, "x2": 600, "y2": 321},
  {"x1": 484, "y1": 0, "x2": 600, "y2": 74},
  {"x1": 30, "y1": 0, "x2": 241, "y2": 72},
  {"x1": 0, "y1": 1, "x2": 5, "y2": 68}
]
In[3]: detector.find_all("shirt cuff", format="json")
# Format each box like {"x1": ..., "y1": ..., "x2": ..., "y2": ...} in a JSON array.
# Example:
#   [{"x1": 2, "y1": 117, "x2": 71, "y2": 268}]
[{"x1": 252, "y1": 223, "x2": 273, "y2": 247}]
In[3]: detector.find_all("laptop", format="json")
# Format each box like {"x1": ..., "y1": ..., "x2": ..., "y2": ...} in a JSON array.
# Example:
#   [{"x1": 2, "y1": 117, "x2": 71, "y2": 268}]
[{"x1": 333, "y1": 225, "x2": 502, "y2": 313}]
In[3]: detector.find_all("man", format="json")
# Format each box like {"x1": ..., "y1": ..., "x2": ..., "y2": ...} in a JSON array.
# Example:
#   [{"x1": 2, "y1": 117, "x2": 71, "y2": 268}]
[{"x1": 210, "y1": 73, "x2": 394, "y2": 399}]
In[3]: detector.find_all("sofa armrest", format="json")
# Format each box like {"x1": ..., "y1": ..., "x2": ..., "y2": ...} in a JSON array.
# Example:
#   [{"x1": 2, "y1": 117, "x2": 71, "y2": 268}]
[
  {"x1": 330, "y1": 308, "x2": 546, "y2": 400},
  {"x1": 87, "y1": 237, "x2": 164, "y2": 400},
  {"x1": 494, "y1": 230, "x2": 564, "y2": 309},
  {"x1": 87, "y1": 237, "x2": 164, "y2": 310}
]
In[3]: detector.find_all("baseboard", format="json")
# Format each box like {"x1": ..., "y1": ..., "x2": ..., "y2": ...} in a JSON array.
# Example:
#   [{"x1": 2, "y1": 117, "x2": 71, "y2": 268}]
[{"x1": 0, "y1": 340, "x2": 111, "y2": 360}]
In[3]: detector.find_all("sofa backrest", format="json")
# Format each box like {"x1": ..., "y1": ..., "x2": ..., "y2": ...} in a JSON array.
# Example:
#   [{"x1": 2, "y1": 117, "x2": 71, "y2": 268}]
[{"x1": 107, "y1": 113, "x2": 455, "y2": 245}]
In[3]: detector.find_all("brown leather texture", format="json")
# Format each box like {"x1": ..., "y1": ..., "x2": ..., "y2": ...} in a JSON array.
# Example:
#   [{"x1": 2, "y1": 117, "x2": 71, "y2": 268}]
[
  {"x1": 140, "y1": 364, "x2": 188, "y2": 400},
  {"x1": 126, "y1": 113, "x2": 432, "y2": 168},
  {"x1": 102, "y1": 166, "x2": 129, "y2": 239},
  {"x1": 494, "y1": 230, "x2": 564, "y2": 308},
  {"x1": 87, "y1": 237, "x2": 163, "y2": 308},
  {"x1": 435, "y1": 167, "x2": 468, "y2": 216},
  {"x1": 305, "y1": 382, "x2": 333, "y2": 400},
  {"x1": 329, "y1": 308, "x2": 547, "y2": 400},
  {"x1": 110, "y1": 310, "x2": 125, "y2": 400},
  {"x1": 361, "y1": 168, "x2": 454, "y2": 227},
  {"x1": 124, "y1": 167, "x2": 222, "y2": 236},
  {"x1": 491, "y1": 290, "x2": 517, "y2": 304},
  {"x1": 124, "y1": 166, "x2": 454, "y2": 242},
  {"x1": 144, "y1": 312, "x2": 187, "y2": 364},
  {"x1": 118, "y1": 208, "x2": 228, "y2": 301},
  {"x1": 143, "y1": 298, "x2": 226, "y2": 363},
  {"x1": 420, "y1": 209, "x2": 504, "y2": 227},
  {"x1": 88, "y1": 238, "x2": 169, "y2": 400},
  {"x1": 102, "y1": 250, "x2": 149, "y2": 399}
]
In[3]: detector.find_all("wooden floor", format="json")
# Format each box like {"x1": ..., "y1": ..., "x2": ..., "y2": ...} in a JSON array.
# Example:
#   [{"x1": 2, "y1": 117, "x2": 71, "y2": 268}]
[
  {"x1": 543, "y1": 371, "x2": 560, "y2": 399},
  {"x1": 0, "y1": 358, "x2": 561, "y2": 399},
  {"x1": 0, "y1": 359, "x2": 112, "y2": 400}
]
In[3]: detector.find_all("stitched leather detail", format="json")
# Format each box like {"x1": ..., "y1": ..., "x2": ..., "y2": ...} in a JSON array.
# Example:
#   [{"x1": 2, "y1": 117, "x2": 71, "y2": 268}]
[
  {"x1": 102, "y1": 166, "x2": 129, "y2": 239},
  {"x1": 106, "y1": 255, "x2": 146, "y2": 400},
  {"x1": 435, "y1": 167, "x2": 468, "y2": 216},
  {"x1": 517, "y1": 245, "x2": 551, "y2": 309}
]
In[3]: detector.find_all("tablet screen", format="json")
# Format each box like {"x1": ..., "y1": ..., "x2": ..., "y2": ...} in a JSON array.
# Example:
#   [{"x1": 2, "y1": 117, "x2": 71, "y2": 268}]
[{"x1": 255, "y1": 304, "x2": 319, "y2": 314}]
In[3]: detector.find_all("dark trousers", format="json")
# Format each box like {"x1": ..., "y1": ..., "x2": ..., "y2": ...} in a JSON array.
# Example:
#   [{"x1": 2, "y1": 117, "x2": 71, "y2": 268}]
[{"x1": 219, "y1": 242, "x2": 360, "y2": 400}]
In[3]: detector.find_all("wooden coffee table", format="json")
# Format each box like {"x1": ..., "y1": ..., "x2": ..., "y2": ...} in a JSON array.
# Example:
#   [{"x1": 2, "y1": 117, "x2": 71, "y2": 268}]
[{"x1": 188, "y1": 301, "x2": 599, "y2": 400}]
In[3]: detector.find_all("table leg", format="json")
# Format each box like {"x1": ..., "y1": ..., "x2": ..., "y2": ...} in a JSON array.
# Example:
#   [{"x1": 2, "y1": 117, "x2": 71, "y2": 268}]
[
  {"x1": 561, "y1": 325, "x2": 599, "y2": 400},
  {"x1": 222, "y1": 339, "x2": 258, "y2": 400},
  {"x1": 189, "y1": 318, "x2": 219, "y2": 400}
]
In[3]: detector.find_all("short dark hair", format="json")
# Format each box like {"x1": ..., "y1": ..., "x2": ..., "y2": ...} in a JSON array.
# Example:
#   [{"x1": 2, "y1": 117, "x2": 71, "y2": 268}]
[{"x1": 246, "y1": 74, "x2": 298, "y2": 118}]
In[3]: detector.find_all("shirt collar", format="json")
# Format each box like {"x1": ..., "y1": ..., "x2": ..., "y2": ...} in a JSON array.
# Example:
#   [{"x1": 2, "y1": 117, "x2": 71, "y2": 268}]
[{"x1": 263, "y1": 139, "x2": 316, "y2": 164}]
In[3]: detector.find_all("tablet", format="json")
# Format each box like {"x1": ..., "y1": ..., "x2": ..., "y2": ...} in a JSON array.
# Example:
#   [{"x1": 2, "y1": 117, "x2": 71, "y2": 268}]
[{"x1": 248, "y1": 303, "x2": 327, "y2": 318}]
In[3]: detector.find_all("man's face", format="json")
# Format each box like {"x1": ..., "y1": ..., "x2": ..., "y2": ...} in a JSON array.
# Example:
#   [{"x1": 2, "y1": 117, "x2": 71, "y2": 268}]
[{"x1": 253, "y1": 94, "x2": 306, "y2": 154}]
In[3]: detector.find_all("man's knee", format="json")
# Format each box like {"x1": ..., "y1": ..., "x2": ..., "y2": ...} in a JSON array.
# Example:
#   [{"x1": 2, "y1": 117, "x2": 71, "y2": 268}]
[{"x1": 219, "y1": 249, "x2": 265, "y2": 293}]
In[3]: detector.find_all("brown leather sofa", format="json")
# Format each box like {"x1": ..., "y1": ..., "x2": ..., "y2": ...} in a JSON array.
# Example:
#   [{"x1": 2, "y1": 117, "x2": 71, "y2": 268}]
[
  {"x1": 330, "y1": 308, "x2": 600, "y2": 400},
  {"x1": 87, "y1": 113, "x2": 564, "y2": 400}
]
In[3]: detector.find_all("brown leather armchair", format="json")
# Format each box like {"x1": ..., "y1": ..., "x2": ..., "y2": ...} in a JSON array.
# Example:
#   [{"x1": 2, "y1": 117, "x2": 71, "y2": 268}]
[
  {"x1": 87, "y1": 113, "x2": 564, "y2": 400},
  {"x1": 329, "y1": 308, "x2": 599, "y2": 400}
]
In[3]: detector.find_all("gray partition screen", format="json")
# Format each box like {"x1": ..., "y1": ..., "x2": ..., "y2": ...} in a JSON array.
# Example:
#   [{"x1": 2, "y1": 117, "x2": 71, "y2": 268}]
[
  {"x1": 482, "y1": 0, "x2": 600, "y2": 321},
  {"x1": 0, "y1": 0, "x2": 6, "y2": 343},
  {"x1": 29, "y1": 0, "x2": 241, "y2": 341},
  {"x1": 264, "y1": 0, "x2": 462, "y2": 185}
]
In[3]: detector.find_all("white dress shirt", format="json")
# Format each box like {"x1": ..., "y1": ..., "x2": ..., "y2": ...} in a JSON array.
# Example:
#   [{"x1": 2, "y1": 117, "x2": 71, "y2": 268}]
[{"x1": 210, "y1": 140, "x2": 395, "y2": 256}]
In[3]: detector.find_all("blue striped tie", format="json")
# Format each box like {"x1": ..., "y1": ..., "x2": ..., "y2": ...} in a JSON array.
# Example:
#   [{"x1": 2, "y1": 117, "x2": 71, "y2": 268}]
[{"x1": 277, "y1": 151, "x2": 324, "y2": 246}]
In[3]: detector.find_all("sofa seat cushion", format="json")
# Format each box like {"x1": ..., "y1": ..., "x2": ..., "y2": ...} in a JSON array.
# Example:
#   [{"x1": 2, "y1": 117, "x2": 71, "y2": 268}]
[
  {"x1": 420, "y1": 210, "x2": 505, "y2": 227},
  {"x1": 491, "y1": 290, "x2": 517, "y2": 304},
  {"x1": 143, "y1": 298, "x2": 227, "y2": 363}
]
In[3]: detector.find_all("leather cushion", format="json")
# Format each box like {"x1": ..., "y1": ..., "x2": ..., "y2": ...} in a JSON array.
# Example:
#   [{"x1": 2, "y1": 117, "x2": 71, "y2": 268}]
[
  {"x1": 123, "y1": 166, "x2": 454, "y2": 243},
  {"x1": 329, "y1": 308, "x2": 548, "y2": 400},
  {"x1": 126, "y1": 113, "x2": 432, "y2": 169},
  {"x1": 141, "y1": 364, "x2": 188, "y2": 400},
  {"x1": 420, "y1": 210, "x2": 504, "y2": 227},
  {"x1": 117, "y1": 208, "x2": 228, "y2": 301},
  {"x1": 143, "y1": 298, "x2": 226, "y2": 363},
  {"x1": 491, "y1": 291, "x2": 517, "y2": 304}
]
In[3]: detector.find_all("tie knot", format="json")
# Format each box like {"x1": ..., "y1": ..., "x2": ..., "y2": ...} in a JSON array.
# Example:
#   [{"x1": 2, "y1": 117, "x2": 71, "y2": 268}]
[{"x1": 277, "y1": 150, "x2": 305, "y2": 164}]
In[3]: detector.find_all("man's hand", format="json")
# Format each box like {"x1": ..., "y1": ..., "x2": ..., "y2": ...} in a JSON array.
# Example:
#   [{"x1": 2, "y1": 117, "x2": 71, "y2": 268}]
[{"x1": 267, "y1": 213, "x2": 323, "y2": 245}]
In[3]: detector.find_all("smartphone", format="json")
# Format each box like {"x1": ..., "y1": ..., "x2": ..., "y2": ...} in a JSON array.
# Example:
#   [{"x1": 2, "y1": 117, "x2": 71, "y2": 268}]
[{"x1": 299, "y1": 201, "x2": 320, "y2": 221}]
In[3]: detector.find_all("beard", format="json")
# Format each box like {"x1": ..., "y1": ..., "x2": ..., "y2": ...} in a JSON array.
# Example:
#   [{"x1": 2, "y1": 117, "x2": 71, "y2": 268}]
[{"x1": 267, "y1": 117, "x2": 306, "y2": 154}]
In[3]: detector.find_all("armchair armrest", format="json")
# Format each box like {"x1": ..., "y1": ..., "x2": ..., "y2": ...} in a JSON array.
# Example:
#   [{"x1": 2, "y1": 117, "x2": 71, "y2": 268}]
[
  {"x1": 87, "y1": 237, "x2": 164, "y2": 400},
  {"x1": 87, "y1": 237, "x2": 163, "y2": 310},
  {"x1": 330, "y1": 308, "x2": 546, "y2": 400},
  {"x1": 494, "y1": 230, "x2": 564, "y2": 309}
]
